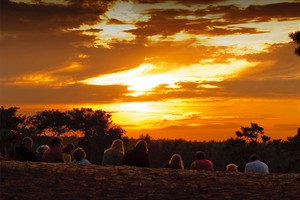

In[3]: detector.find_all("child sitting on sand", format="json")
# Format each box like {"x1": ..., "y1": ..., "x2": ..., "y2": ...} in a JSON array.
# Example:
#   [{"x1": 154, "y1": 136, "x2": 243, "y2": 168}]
[
  {"x1": 165, "y1": 154, "x2": 184, "y2": 169},
  {"x1": 226, "y1": 163, "x2": 238, "y2": 172},
  {"x1": 72, "y1": 147, "x2": 91, "y2": 166}
]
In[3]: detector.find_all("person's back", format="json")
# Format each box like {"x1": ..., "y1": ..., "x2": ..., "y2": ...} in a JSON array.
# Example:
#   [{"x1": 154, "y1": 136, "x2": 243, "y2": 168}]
[
  {"x1": 36, "y1": 145, "x2": 49, "y2": 161},
  {"x1": 102, "y1": 139, "x2": 124, "y2": 166},
  {"x1": 62, "y1": 143, "x2": 74, "y2": 163},
  {"x1": 226, "y1": 163, "x2": 238, "y2": 172},
  {"x1": 122, "y1": 140, "x2": 150, "y2": 167},
  {"x1": 190, "y1": 151, "x2": 214, "y2": 171},
  {"x1": 42, "y1": 137, "x2": 64, "y2": 163},
  {"x1": 14, "y1": 137, "x2": 37, "y2": 162},
  {"x1": 72, "y1": 147, "x2": 91, "y2": 166},
  {"x1": 245, "y1": 154, "x2": 269, "y2": 174},
  {"x1": 102, "y1": 149, "x2": 123, "y2": 165},
  {"x1": 15, "y1": 144, "x2": 37, "y2": 161},
  {"x1": 191, "y1": 159, "x2": 214, "y2": 171},
  {"x1": 165, "y1": 154, "x2": 184, "y2": 169}
]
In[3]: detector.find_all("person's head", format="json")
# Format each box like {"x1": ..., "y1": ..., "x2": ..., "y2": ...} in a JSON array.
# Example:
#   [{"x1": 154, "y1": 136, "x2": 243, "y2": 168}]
[
  {"x1": 135, "y1": 140, "x2": 148, "y2": 153},
  {"x1": 49, "y1": 137, "x2": 63, "y2": 149},
  {"x1": 196, "y1": 151, "x2": 205, "y2": 160},
  {"x1": 110, "y1": 139, "x2": 124, "y2": 154},
  {"x1": 169, "y1": 154, "x2": 184, "y2": 169},
  {"x1": 249, "y1": 154, "x2": 260, "y2": 162},
  {"x1": 226, "y1": 164, "x2": 238, "y2": 172},
  {"x1": 22, "y1": 137, "x2": 33, "y2": 150},
  {"x1": 36, "y1": 145, "x2": 49, "y2": 154},
  {"x1": 72, "y1": 147, "x2": 86, "y2": 161},
  {"x1": 62, "y1": 143, "x2": 74, "y2": 154}
]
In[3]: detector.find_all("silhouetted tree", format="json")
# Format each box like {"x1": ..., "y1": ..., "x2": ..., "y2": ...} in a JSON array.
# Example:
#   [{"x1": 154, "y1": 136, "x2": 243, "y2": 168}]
[
  {"x1": 0, "y1": 106, "x2": 26, "y2": 158},
  {"x1": 236, "y1": 123, "x2": 270, "y2": 143},
  {"x1": 289, "y1": 31, "x2": 300, "y2": 56},
  {"x1": 284, "y1": 128, "x2": 300, "y2": 172},
  {"x1": 139, "y1": 133, "x2": 152, "y2": 143},
  {"x1": 0, "y1": 106, "x2": 25, "y2": 132},
  {"x1": 261, "y1": 135, "x2": 271, "y2": 143},
  {"x1": 67, "y1": 108, "x2": 117, "y2": 138},
  {"x1": 29, "y1": 110, "x2": 70, "y2": 136}
]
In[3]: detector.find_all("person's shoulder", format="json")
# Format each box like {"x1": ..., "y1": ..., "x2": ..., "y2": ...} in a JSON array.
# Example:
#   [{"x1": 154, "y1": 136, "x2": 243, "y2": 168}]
[
  {"x1": 81, "y1": 159, "x2": 91, "y2": 165},
  {"x1": 260, "y1": 161, "x2": 269, "y2": 166}
]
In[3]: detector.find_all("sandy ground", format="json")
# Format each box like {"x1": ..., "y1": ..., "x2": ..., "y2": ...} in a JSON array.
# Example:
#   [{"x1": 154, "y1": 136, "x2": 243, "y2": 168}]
[{"x1": 0, "y1": 161, "x2": 299, "y2": 200}]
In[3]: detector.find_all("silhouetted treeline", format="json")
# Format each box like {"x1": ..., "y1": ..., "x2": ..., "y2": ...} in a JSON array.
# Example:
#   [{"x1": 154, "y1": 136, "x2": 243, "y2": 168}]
[{"x1": 1, "y1": 106, "x2": 299, "y2": 172}]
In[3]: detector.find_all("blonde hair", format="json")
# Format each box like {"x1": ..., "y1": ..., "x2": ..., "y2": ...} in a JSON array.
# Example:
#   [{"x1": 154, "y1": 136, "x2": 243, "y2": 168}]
[
  {"x1": 110, "y1": 139, "x2": 124, "y2": 154},
  {"x1": 169, "y1": 154, "x2": 184, "y2": 169},
  {"x1": 226, "y1": 163, "x2": 238, "y2": 172},
  {"x1": 135, "y1": 140, "x2": 148, "y2": 153},
  {"x1": 36, "y1": 145, "x2": 49, "y2": 153}
]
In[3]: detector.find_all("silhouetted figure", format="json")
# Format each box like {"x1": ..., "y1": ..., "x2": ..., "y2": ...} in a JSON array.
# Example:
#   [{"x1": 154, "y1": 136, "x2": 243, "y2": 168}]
[
  {"x1": 36, "y1": 145, "x2": 49, "y2": 161},
  {"x1": 245, "y1": 154, "x2": 269, "y2": 174},
  {"x1": 122, "y1": 140, "x2": 150, "y2": 167},
  {"x1": 190, "y1": 151, "x2": 214, "y2": 171},
  {"x1": 226, "y1": 163, "x2": 238, "y2": 172},
  {"x1": 165, "y1": 154, "x2": 184, "y2": 169},
  {"x1": 72, "y1": 147, "x2": 91, "y2": 166},
  {"x1": 42, "y1": 137, "x2": 64, "y2": 163},
  {"x1": 62, "y1": 143, "x2": 74, "y2": 163},
  {"x1": 14, "y1": 137, "x2": 37, "y2": 162},
  {"x1": 102, "y1": 139, "x2": 124, "y2": 166}
]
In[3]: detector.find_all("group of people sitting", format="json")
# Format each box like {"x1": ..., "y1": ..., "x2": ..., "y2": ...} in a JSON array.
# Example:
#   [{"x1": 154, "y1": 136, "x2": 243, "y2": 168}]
[{"x1": 10, "y1": 136, "x2": 269, "y2": 174}]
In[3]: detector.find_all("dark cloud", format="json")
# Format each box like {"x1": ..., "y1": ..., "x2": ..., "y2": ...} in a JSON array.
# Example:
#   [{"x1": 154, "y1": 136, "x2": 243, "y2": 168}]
[
  {"x1": 240, "y1": 43, "x2": 300, "y2": 78},
  {"x1": 0, "y1": 83, "x2": 128, "y2": 104},
  {"x1": 134, "y1": 0, "x2": 226, "y2": 5},
  {"x1": 130, "y1": 2, "x2": 300, "y2": 37},
  {"x1": 0, "y1": 0, "x2": 111, "y2": 79},
  {"x1": 222, "y1": 2, "x2": 300, "y2": 23},
  {"x1": 0, "y1": 0, "x2": 108, "y2": 33}
]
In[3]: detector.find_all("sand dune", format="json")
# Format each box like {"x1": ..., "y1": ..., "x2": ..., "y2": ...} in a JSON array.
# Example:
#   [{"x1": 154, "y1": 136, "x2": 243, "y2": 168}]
[{"x1": 1, "y1": 161, "x2": 299, "y2": 200}]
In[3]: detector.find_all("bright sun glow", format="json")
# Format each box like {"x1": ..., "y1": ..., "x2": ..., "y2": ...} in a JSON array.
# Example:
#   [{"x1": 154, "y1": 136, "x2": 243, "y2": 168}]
[{"x1": 80, "y1": 60, "x2": 258, "y2": 96}]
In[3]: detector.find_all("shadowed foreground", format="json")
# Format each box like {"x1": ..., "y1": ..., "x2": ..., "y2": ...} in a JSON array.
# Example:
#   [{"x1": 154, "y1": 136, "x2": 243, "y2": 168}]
[{"x1": 1, "y1": 161, "x2": 299, "y2": 200}]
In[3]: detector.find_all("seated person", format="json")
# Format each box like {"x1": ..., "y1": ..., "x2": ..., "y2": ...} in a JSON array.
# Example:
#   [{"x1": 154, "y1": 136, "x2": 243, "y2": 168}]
[
  {"x1": 14, "y1": 137, "x2": 37, "y2": 161},
  {"x1": 226, "y1": 163, "x2": 238, "y2": 172},
  {"x1": 72, "y1": 147, "x2": 91, "y2": 165},
  {"x1": 165, "y1": 154, "x2": 184, "y2": 169},
  {"x1": 36, "y1": 145, "x2": 49, "y2": 161},
  {"x1": 62, "y1": 143, "x2": 74, "y2": 163},
  {"x1": 190, "y1": 151, "x2": 214, "y2": 171},
  {"x1": 245, "y1": 154, "x2": 269, "y2": 174},
  {"x1": 102, "y1": 139, "x2": 124, "y2": 166},
  {"x1": 122, "y1": 140, "x2": 150, "y2": 167},
  {"x1": 42, "y1": 137, "x2": 64, "y2": 163}
]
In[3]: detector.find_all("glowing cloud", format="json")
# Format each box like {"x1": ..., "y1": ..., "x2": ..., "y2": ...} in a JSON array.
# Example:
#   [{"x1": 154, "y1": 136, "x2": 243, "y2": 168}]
[{"x1": 81, "y1": 60, "x2": 258, "y2": 96}]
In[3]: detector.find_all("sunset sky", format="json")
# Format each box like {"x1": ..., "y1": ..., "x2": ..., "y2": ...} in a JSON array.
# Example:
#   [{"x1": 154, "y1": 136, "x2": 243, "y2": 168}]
[{"x1": 0, "y1": 0, "x2": 299, "y2": 141}]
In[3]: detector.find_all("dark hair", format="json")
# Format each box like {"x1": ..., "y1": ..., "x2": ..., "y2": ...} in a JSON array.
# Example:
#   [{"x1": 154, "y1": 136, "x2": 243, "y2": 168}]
[
  {"x1": 135, "y1": 140, "x2": 148, "y2": 153},
  {"x1": 72, "y1": 147, "x2": 86, "y2": 161},
  {"x1": 62, "y1": 143, "x2": 74, "y2": 154},
  {"x1": 22, "y1": 137, "x2": 33, "y2": 145},
  {"x1": 249, "y1": 154, "x2": 260, "y2": 162},
  {"x1": 49, "y1": 137, "x2": 63, "y2": 148},
  {"x1": 196, "y1": 151, "x2": 205, "y2": 160}
]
